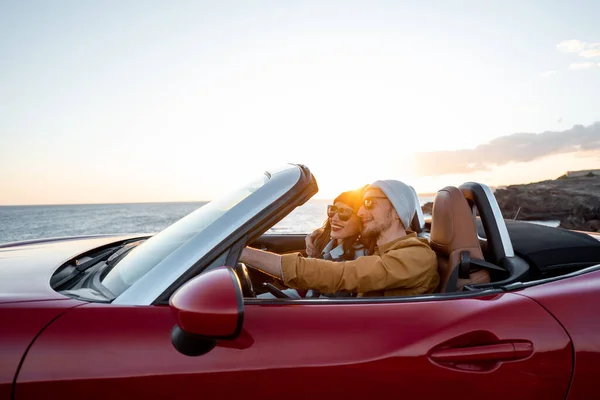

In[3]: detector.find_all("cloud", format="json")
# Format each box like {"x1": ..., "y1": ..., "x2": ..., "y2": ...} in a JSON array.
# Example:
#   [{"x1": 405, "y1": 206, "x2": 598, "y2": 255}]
[
  {"x1": 414, "y1": 122, "x2": 600, "y2": 176},
  {"x1": 540, "y1": 70, "x2": 556, "y2": 78},
  {"x1": 580, "y1": 48, "x2": 600, "y2": 58},
  {"x1": 569, "y1": 62, "x2": 599, "y2": 70},
  {"x1": 557, "y1": 40, "x2": 586, "y2": 53},
  {"x1": 557, "y1": 40, "x2": 600, "y2": 58}
]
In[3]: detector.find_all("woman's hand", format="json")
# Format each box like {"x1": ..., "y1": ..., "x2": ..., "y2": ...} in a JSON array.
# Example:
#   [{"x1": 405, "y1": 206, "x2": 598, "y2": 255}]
[{"x1": 305, "y1": 228, "x2": 324, "y2": 257}]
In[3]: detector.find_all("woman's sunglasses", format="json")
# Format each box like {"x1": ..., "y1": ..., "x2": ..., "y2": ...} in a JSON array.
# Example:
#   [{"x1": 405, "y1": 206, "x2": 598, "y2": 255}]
[{"x1": 327, "y1": 205, "x2": 354, "y2": 221}]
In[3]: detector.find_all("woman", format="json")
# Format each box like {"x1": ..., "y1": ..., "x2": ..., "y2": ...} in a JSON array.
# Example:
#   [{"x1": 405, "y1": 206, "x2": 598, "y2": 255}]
[
  {"x1": 305, "y1": 186, "x2": 373, "y2": 297},
  {"x1": 258, "y1": 186, "x2": 370, "y2": 299},
  {"x1": 308, "y1": 186, "x2": 371, "y2": 261}
]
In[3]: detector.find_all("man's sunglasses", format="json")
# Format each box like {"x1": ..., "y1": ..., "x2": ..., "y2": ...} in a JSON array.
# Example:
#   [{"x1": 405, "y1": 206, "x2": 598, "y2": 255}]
[
  {"x1": 327, "y1": 205, "x2": 354, "y2": 221},
  {"x1": 363, "y1": 196, "x2": 388, "y2": 210}
]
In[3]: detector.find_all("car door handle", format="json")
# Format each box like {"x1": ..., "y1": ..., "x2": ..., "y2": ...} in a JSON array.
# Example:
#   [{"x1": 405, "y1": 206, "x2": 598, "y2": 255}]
[{"x1": 429, "y1": 341, "x2": 533, "y2": 363}]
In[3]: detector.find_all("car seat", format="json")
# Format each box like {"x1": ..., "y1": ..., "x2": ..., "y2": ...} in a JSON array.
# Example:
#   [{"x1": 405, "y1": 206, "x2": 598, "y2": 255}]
[{"x1": 429, "y1": 186, "x2": 491, "y2": 292}]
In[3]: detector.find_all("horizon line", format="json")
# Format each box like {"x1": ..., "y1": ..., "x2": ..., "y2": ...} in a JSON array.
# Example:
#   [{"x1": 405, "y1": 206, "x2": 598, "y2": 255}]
[
  {"x1": 0, "y1": 194, "x2": 437, "y2": 207},
  {"x1": 2, "y1": 173, "x2": 583, "y2": 206}
]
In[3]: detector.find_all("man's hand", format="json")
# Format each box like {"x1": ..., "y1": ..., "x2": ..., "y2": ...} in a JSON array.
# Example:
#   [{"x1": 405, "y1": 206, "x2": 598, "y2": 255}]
[
  {"x1": 305, "y1": 228, "x2": 324, "y2": 257},
  {"x1": 240, "y1": 247, "x2": 284, "y2": 279}
]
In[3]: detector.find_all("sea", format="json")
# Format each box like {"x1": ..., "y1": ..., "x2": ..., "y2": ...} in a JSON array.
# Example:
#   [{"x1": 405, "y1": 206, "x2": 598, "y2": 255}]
[{"x1": 0, "y1": 196, "x2": 558, "y2": 245}]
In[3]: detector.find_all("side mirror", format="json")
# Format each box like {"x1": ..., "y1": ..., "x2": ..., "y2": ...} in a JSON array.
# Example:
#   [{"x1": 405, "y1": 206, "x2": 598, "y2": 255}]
[{"x1": 170, "y1": 266, "x2": 244, "y2": 356}]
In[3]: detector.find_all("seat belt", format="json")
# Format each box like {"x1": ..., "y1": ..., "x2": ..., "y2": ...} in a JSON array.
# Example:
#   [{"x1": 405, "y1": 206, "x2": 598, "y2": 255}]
[
  {"x1": 446, "y1": 251, "x2": 506, "y2": 292},
  {"x1": 446, "y1": 266, "x2": 461, "y2": 293}
]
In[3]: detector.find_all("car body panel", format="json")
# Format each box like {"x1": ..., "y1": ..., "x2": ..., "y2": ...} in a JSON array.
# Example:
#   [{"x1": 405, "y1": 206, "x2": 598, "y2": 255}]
[
  {"x1": 16, "y1": 292, "x2": 571, "y2": 399},
  {"x1": 517, "y1": 269, "x2": 600, "y2": 400},
  {"x1": 0, "y1": 235, "x2": 144, "y2": 303},
  {"x1": 0, "y1": 299, "x2": 84, "y2": 399}
]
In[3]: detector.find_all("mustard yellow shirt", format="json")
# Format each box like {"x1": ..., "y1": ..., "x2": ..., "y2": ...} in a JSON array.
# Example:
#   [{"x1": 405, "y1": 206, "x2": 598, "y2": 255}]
[{"x1": 281, "y1": 233, "x2": 439, "y2": 297}]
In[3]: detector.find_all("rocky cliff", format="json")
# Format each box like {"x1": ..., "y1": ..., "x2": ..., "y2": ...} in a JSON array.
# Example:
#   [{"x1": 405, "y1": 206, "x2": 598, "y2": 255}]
[{"x1": 421, "y1": 174, "x2": 600, "y2": 232}]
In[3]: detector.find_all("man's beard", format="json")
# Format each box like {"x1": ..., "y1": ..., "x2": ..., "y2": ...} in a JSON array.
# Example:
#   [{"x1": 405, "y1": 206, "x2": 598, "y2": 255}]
[{"x1": 361, "y1": 209, "x2": 393, "y2": 239}]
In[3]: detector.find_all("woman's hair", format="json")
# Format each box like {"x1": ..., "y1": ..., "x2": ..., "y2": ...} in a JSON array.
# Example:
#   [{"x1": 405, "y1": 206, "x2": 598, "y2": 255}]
[
  {"x1": 312, "y1": 186, "x2": 373, "y2": 260},
  {"x1": 313, "y1": 219, "x2": 373, "y2": 260},
  {"x1": 312, "y1": 219, "x2": 332, "y2": 258}
]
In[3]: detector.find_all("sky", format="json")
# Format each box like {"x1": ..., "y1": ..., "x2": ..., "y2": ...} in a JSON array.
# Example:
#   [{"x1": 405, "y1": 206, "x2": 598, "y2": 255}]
[{"x1": 1, "y1": 0, "x2": 599, "y2": 205}]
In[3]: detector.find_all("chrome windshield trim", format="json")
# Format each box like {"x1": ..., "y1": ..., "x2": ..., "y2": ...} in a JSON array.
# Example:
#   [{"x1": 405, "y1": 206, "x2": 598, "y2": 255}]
[{"x1": 113, "y1": 165, "x2": 302, "y2": 306}]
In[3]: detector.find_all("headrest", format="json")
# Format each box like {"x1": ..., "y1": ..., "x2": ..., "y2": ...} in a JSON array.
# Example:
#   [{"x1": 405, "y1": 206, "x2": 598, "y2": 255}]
[{"x1": 430, "y1": 186, "x2": 481, "y2": 256}]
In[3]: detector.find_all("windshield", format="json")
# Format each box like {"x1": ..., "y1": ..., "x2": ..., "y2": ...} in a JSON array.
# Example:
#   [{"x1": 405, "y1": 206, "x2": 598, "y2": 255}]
[{"x1": 102, "y1": 173, "x2": 270, "y2": 296}]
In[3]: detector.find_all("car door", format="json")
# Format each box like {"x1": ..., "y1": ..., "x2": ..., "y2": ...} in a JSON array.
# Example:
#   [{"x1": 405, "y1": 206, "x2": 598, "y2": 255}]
[{"x1": 15, "y1": 290, "x2": 571, "y2": 400}]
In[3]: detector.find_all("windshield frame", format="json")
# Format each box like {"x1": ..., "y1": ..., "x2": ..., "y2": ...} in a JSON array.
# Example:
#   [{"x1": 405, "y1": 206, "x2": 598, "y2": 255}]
[{"x1": 111, "y1": 164, "x2": 309, "y2": 306}]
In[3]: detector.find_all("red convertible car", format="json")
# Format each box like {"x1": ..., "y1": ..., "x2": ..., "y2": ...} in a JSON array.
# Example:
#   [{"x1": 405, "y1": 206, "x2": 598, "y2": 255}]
[{"x1": 2, "y1": 164, "x2": 600, "y2": 399}]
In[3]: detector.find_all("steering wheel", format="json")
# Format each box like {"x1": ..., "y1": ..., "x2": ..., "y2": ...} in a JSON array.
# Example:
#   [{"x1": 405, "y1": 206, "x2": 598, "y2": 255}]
[
  {"x1": 234, "y1": 262, "x2": 255, "y2": 298},
  {"x1": 241, "y1": 263, "x2": 295, "y2": 299},
  {"x1": 262, "y1": 282, "x2": 292, "y2": 299}
]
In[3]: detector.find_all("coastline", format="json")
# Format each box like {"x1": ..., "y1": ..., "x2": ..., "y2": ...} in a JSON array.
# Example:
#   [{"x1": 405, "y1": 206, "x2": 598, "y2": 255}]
[{"x1": 421, "y1": 172, "x2": 600, "y2": 232}]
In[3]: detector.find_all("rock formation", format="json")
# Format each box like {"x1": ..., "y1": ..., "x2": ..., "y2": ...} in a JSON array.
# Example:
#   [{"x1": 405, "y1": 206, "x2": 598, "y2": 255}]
[
  {"x1": 422, "y1": 202, "x2": 433, "y2": 215},
  {"x1": 421, "y1": 173, "x2": 600, "y2": 232}
]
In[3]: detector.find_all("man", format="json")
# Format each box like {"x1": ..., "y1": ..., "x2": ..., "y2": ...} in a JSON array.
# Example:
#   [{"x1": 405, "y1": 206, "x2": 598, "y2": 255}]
[{"x1": 240, "y1": 180, "x2": 439, "y2": 297}]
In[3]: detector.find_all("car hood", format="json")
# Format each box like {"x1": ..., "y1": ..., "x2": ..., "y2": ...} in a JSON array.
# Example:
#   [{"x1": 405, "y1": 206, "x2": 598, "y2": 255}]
[{"x1": 0, "y1": 235, "x2": 148, "y2": 304}]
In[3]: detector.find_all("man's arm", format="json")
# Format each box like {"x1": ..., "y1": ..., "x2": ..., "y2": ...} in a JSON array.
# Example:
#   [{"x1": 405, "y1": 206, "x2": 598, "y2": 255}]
[
  {"x1": 239, "y1": 247, "x2": 284, "y2": 279},
  {"x1": 241, "y1": 242, "x2": 437, "y2": 294},
  {"x1": 282, "y1": 245, "x2": 438, "y2": 293}
]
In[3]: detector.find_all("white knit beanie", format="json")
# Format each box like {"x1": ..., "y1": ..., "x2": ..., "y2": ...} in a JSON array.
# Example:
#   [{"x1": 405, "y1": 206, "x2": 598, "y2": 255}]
[{"x1": 367, "y1": 180, "x2": 417, "y2": 230}]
